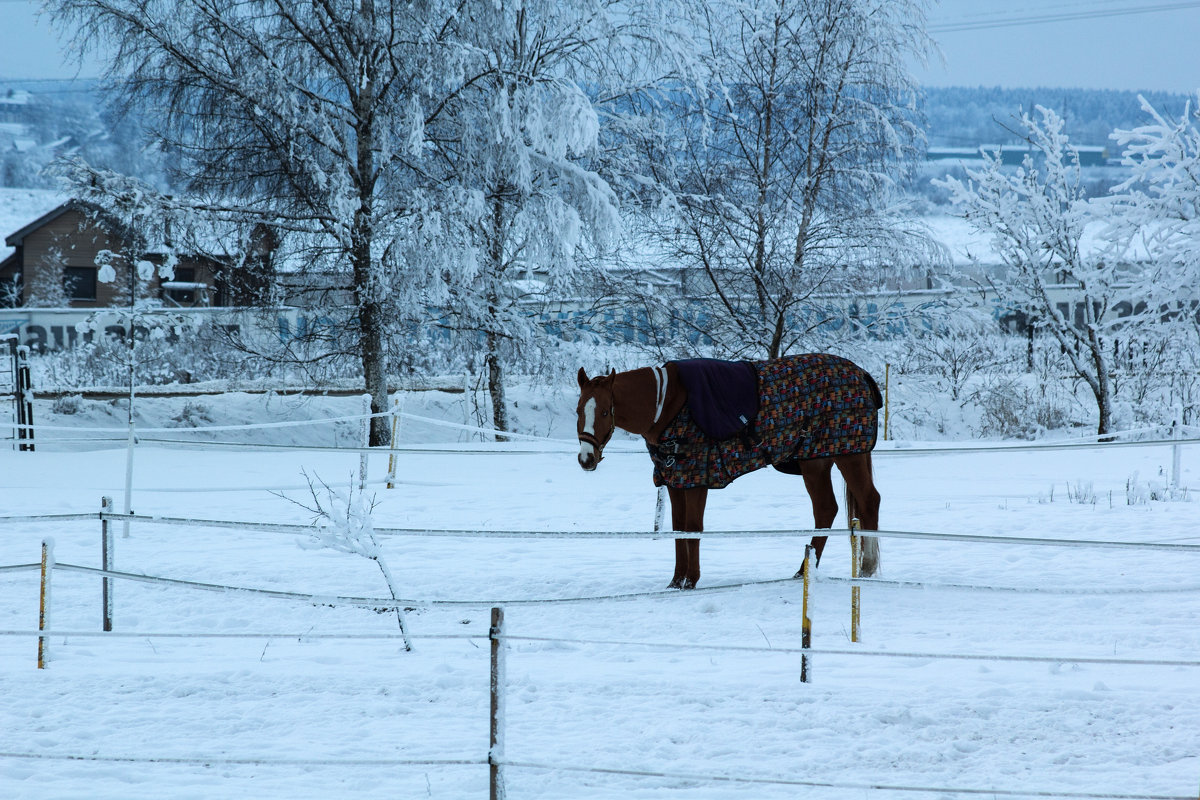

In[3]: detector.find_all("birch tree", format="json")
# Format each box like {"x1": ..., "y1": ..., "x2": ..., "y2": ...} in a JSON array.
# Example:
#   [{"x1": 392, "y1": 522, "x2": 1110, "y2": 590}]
[
  {"x1": 47, "y1": 0, "x2": 471, "y2": 445},
  {"x1": 1109, "y1": 94, "x2": 1200, "y2": 318},
  {"x1": 419, "y1": 0, "x2": 633, "y2": 436},
  {"x1": 937, "y1": 107, "x2": 1140, "y2": 436},
  {"x1": 1109, "y1": 93, "x2": 1200, "y2": 425},
  {"x1": 628, "y1": 0, "x2": 937, "y2": 359}
]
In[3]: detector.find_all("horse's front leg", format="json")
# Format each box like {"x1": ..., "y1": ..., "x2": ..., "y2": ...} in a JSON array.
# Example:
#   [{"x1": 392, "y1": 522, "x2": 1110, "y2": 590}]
[
  {"x1": 667, "y1": 486, "x2": 707, "y2": 589},
  {"x1": 796, "y1": 458, "x2": 837, "y2": 577}
]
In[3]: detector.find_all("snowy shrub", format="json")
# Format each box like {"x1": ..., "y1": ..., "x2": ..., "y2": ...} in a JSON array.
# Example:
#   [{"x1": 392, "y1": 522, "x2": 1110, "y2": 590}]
[
  {"x1": 1066, "y1": 481, "x2": 1097, "y2": 505},
  {"x1": 970, "y1": 376, "x2": 1074, "y2": 440},
  {"x1": 50, "y1": 394, "x2": 84, "y2": 415},
  {"x1": 170, "y1": 401, "x2": 212, "y2": 427}
]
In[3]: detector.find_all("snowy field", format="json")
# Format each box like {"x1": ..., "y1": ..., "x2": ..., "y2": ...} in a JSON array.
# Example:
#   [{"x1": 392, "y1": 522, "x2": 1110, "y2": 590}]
[{"x1": 1, "y1": 390, "x2": 1198, "y2": 800}]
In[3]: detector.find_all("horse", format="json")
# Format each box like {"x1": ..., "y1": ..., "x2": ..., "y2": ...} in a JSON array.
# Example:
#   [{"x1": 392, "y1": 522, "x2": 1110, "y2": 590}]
[{"x1": 576, "y1": 353, "x2": 882, "y2": 589}]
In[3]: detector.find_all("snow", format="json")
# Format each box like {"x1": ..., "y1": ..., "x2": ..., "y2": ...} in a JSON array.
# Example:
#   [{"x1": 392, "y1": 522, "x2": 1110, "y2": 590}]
[{"x1": 1, "y1": 388, "x2": 1197, "y2": 799}]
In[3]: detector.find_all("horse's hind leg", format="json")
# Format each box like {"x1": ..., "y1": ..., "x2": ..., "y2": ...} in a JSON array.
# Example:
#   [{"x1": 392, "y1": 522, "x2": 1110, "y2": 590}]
[
  {"x1": 835, "y1": 452, "x2": 882, "y2": 577},
  {"x1": 795, "y1": 458, "x2": 837, "y2": 577},
  {"x1": 667, "y1": 486, "x2": 707, "y2": 589}
]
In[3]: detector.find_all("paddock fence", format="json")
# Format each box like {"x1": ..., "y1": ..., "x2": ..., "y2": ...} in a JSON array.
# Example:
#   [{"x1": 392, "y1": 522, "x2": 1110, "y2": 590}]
[
  {"x1": 1, "y1": 410, "x2": 1199, "y2": 798},
  {"x1": 2, "y1": 502, "x2": 1200, "y2": 799}
]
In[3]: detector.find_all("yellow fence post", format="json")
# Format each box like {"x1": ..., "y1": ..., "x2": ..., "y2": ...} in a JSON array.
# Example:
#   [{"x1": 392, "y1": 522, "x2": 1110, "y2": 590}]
[
  {"x1": 883, "y1": 363, "x2": 890, "y2": 442},
  {"x1": 801, "y1": 544, "x2": 813, "y2": 683},
  {"x1": 850, "y1": 519, "x2": 862, "y2": 643}
]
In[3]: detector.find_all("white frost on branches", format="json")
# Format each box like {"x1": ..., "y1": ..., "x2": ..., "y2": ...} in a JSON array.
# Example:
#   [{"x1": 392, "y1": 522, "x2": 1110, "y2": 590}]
[{"x1": 291, "y1": 472, "x2": 412, "y2": 651}]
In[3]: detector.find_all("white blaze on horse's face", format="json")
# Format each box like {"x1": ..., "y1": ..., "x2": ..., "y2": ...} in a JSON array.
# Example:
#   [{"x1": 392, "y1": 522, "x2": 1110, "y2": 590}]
[
  {"x1": 576, "y1": 367, "x2": 615, "y2": 471},
  {"x1": 579, "y1": 397, "x2": 598, "y2": 468}
]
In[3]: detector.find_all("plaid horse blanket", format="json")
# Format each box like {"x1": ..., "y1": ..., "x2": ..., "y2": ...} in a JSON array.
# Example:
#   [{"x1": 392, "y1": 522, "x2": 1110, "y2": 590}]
[{"x1": 649, "y1": 353, "x2": 881, "y2": 490}]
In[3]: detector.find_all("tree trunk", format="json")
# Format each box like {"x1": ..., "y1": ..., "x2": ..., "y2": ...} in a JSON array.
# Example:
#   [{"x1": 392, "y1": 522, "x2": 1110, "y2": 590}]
[
  {"x1": 485, "y1": 195, "x2": 509, "y2": 441},
  {"x1": 1088, "y1": 336, "x2": 1114, "y2": 438},
  {"x1": 352, "y1": 20, "x2": 390, "y2": 448},
  {"x1": 486, "y1": 339, "x2": 508, "y2": 442},
  {"x1": 352, "y1": 239, "x2": 391, "y2": 446}
]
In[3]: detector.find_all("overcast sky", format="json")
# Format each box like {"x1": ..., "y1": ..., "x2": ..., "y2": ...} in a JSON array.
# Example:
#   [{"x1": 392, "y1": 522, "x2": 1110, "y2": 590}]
[{"x1": 1, "y1": 0, "x2": 1199, "y2": 92}]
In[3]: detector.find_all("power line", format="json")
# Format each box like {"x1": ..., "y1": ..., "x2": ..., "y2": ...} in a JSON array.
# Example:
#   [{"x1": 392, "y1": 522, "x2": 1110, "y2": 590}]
[{"x1": 930, "y1": 0, "x2": 1200, "y2": 33}]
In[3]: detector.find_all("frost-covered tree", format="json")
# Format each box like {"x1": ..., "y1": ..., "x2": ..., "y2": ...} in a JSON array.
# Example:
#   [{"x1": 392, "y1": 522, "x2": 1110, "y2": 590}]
[
  {"x1": 47, "y1": 0, "x2": 478, "y2": 445},
  {"x1": 936, "y1": 107, "x2": 1166, "y2": 436},
  {"x1": 1109, "y1": 94, "x2": 1200, "y2": 316},
  {"x1": 627, "y1": 0, "x2": 937, "y2": 359},
  {"x1": 420, "y1": 0, "x2": 638, "y2": 436},
  {"x1": 1107, "y1": 94, "x2": 1200, "y2": 426}
]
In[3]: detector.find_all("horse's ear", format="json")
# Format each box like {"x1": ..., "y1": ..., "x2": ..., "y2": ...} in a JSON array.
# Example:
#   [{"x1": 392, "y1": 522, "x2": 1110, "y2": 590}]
[{"x1": 577, "y1": 367, "x2": 589, "y2": 388}]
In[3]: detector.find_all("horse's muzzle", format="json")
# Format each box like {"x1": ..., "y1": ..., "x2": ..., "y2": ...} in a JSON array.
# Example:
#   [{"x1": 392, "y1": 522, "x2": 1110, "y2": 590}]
[{"x1": 577, "y1": 439, "x2": 601, "y2": 471}]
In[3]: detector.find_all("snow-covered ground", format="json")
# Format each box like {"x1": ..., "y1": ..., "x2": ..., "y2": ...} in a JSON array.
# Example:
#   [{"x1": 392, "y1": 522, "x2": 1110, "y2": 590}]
[{"x1": 0, "y1": 389, "x2": 1198, "y2": 799}]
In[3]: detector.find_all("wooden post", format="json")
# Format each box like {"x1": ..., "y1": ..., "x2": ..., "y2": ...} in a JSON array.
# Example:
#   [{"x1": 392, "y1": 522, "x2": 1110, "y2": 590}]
[
  {"x1": 101, "y1": 496, "x2": 113, "y2": 631},
  {"x1": 38, "y1": 538, "x2": 54, "y2": 669},
  {"x1": 359, "y1": 393, "x2": 371, "y2": 491},
  {"x1": 386, "y1": 396, "x2": 401, "y2": 489},
  {"x1": 850, "y1": 519, "x2": 862, "y2": 643},
  {"x1": 801, "y1": 545, "x2": 813, "y2": 683},
  {"x1": 489, "y1": 607, "x2": 506, "y2": 800}
]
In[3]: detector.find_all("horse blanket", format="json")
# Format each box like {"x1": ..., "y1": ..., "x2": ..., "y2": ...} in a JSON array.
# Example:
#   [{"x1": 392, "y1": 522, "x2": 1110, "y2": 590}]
[
  {"x1": 649, "y1": 353, "x2": 881, "y2": 490},
  {"x1": 672, "y1": 358, "x2": 758, "y2": 440}
]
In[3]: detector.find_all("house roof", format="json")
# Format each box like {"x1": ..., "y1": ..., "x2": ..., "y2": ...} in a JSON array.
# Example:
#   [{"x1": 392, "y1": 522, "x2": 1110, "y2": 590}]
[
  {"x1": 3, "y1": 199, "x2": 100, "y2": 248},
  {"x1": 0, "y1": 188, "x2": 69, "y2": 263}
]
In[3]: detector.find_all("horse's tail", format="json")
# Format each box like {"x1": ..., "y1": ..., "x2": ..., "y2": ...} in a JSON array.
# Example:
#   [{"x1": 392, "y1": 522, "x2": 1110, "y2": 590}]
[
  {"x1": 863, "y1": 370, "x2": 883, "y2": 410},
  {"x1": 844, "y1": 452, "x2": 881, "y2": 577}
]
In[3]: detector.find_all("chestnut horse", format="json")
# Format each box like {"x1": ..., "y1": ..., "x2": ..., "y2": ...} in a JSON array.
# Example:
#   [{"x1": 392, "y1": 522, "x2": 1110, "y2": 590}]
[{"x1": 576, "y1": 357, "x2": 881, "y2": 589}]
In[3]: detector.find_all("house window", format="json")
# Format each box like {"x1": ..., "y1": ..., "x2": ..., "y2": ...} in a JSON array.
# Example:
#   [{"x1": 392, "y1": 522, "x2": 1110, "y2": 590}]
[
  {"x1": 166, "y1": 267, "x2": 197, "y2": 304},
  {"x1": 63, "y1": 267, "x2": 97, "y2": 301}
]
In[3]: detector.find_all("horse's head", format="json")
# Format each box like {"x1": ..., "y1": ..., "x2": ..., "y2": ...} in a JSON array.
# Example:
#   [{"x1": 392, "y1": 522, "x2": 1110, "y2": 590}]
[{"x1": 576, "y1": 367, "x2": 616, "y2": 471}]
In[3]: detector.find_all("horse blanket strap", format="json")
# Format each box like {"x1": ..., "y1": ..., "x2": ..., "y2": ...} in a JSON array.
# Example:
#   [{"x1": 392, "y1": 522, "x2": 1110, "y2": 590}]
[
  {"x1": 649, "y1": 353, "x2": 880, "y2": 490},
  {"x1": 652, "y1": 365, "x2": 669, "y2": 424},
  {"x1": 671, "y1": 358, "x2": 758, "y2": 440}
]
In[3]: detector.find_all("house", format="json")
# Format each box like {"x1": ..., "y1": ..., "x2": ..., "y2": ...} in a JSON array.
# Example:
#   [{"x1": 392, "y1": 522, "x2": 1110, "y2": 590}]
[{"x1": 0, "y1": 200, "x2": 241, "y2": 308}]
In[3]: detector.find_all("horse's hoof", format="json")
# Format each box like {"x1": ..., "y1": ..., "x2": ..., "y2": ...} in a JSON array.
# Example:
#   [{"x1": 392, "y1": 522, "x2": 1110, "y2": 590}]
[
  {"x1": 682, "y1": 577, "x2": 698, "y2": 590},
  {"x1": 667, "y1": 577, "x2": 684, "y2": 590}
]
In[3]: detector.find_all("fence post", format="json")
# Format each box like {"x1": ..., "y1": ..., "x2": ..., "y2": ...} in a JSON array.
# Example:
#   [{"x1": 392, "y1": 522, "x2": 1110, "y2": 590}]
[
  {"x1": 489, "y1": 607, "x2": 506, "y2": 800},
  {"x1": 38, "y1": 538, "x2": 54, "y2": 669},
  {"x1": 1171, "y1": 405, "x2": 1182, "y2": 494},
  {"x1": 386, "y1": 395, "x2": 401, "y2": 489},
  {"x1": 359, "y1": 393, "x2": 371, "y2": 491},
  {"x1": 850, "y1": 519, "x2": 862, "y2": 644},
  {"x1": 883, "y1": 362, "x2": 890, "y2": 442},
  {"x1": 801, "y1": 545, "x2": 813, "y2": 683},
  {"x1": 101, "y1": 496, "x2": 114, "y2": 631},
  {"x1": 16, "y1": 345, "x2": 34, "y2": 452}
]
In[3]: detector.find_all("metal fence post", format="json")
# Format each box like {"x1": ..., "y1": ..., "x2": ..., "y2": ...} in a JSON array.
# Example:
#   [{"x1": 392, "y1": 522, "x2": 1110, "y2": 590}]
[
  {"x1": 101, "y1": 496, "x2": 114, "y2": 631},
  {"x1": 16, "y1": 345, "x2": 34, "y2": 452},
  {"x1": 490, "y1": 606, "x2": 506, "y2": 800},
  {"x1": 39, "y1": 538, "x2": 54, "y2": 669}
]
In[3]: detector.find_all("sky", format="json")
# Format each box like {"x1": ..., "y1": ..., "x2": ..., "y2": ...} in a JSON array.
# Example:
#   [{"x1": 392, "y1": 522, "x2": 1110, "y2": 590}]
[
  {"x1": 917, "y1": 0, "x2": 1200, "y2": 92},
  {"x1": 0, "y1": 0, "x2": 1199, "y2": 92}
]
